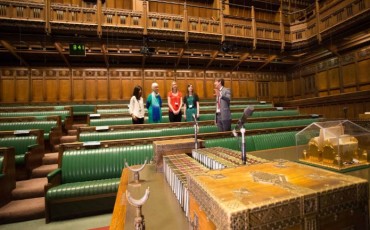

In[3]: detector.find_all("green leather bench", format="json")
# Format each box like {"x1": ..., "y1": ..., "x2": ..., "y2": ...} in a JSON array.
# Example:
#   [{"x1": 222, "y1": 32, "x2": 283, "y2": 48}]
[
  {"x1": 0, "y1": 115, "x2": 62, "y2": 149},
  {"x1": 45, "y1": 144, "x2": 152, "y2": 222},
  {"x1": 0, "y1": 110, "x2": 73, "y2": 130},
  {"x1": 81, "y1": 117, "x2": 313, "y2": 143},
  {"x1": 79, "y1": 125, "x2": 219, "y2": 142},
  {"x1": 0, "y1": 121, "x2": 60, "y2": 141},
  {"x1": 0, "y1": 130, "x2": 44, "y2": 180},
  {"x1": 204, "y1": 131, "x2": 298, "y2": 151},
  {"x1": 88, "y1": 109, "x2": 301, "y2": 126},
  {"x1": 71, "y1": 105, "x2": 96, "y2": 116},
  {"x1": 0, "y1": 147, "x2": 16, "y2": 208}
]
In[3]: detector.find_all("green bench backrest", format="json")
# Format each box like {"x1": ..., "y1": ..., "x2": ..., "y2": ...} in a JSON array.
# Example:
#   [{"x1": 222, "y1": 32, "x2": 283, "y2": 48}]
[
  {"x1": 72, "y1": 105, "x2": 96, "y2": 116},
  {"x1": 0, "y1": 111, "x2": 69, "y2": 122},
  {"x1": 0, "y1": 136, "x2": 37, "y2": 165},
  {"x1": 0, "y1": 121, "x2": 57, "y2": 140},
  {"x1": 0, "y1": 121, "x2": 57, "y2": 133},
  {"x1": 252, "y1": 131, "x2": 297, "y2": 151},
  {"x1": 245, "y1": 118, "x2": 318, "y2": 130},
  {"x1": 205, "y1": 131, "x2": 298, "y2": 152},
  {"x1": 61, "y1": 145, "x2": 153, "y2": 183}
]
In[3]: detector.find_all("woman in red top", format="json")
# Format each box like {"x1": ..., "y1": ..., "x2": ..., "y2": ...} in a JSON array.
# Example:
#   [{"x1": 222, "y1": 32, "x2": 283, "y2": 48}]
[{"x1": 167, "y1": 81, "x2": 183, "y2": 122}]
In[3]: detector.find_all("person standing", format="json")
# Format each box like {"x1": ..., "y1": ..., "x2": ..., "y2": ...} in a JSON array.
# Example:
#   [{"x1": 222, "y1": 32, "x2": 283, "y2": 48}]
[
  {"x1": 146, "y1": 82, "x2": 162, "y2": 123},
  {"x1": 167, "y1": 81, "x2": 183, "y2": 122},
  {"x1": 183, "y1": 84, "x2": 199, "y2": 122},
  {"x1": 128, "y1": 85, "x2": 145, "y2": 124},
  {"x1": 214, "y1": 78, "x2": 231, "y2": 131}
]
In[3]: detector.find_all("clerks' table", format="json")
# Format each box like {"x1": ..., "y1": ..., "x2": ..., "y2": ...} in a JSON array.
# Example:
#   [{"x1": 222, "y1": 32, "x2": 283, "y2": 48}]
[{"x1": 188, "y1": 161, "x2": 369, "y2": 230}]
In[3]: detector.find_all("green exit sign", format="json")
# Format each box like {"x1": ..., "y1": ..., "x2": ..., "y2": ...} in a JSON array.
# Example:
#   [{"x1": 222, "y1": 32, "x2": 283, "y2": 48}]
[{"x1": 69, "y1": 43, "x2": 86, "y2": 56}]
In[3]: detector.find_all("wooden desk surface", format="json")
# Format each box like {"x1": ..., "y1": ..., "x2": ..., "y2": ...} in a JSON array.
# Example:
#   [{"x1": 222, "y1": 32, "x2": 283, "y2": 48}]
[
  {"x1": 188, "y1": 161, "x2": 369, "y2": 230},
  {"x1": 110, "y1": 164, "x2": 189, "y2": 230}
]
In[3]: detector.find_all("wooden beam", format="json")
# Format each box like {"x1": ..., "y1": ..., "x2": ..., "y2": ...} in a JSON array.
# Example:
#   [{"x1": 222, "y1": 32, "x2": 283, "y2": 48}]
[
  {"x1": 54, "y1": 42, "x2": 71, "y2": 68},
  {"x1": 175, "y1": 48, "x2": 184, "y2": 69},
  {"x1": 256, "y1": 55, "x2": 276, "y2": 71},
  {"x1": 205, "y1": 51, "x2": 219, "y2": 69},
  {"x1": 0, "y1": 40, "x2": 29, "y2": 67},
  {"x1": 101, "y1": 44, "x2": 109, "y2": 68},
  {"x1": 231, "y1": 52, "x2": 250, "y2": 72}
]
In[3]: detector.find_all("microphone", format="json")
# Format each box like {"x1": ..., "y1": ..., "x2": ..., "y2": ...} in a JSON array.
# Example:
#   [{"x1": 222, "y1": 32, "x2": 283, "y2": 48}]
[{"x1": 235, "y1": 106, "x2": 254, "y2": 130}]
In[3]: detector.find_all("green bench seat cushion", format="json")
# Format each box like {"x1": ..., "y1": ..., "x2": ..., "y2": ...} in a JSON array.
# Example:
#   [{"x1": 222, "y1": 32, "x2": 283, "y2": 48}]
[{"x1": 46, "y1": 178, "x2": 119, "y2": 200}]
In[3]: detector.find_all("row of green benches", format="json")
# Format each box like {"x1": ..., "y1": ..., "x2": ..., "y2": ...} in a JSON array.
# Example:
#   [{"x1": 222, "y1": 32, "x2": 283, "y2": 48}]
[
  {"x1": 89, "y1": 110, "x2": 301, "y2": 126},
  {"x1": 0, "y1": 99, "x2": 266, "y2": 116},
  {"x1": 44, "y1": 130, "x2": 299, "y2": 222},
  {"x1": 95, "y1": 103, "x2": 274, "y2": 114},
  {"x1": 80, "y1": 118, "x2": 318, "y2": 142},
  {"x1": 0, "y1": 116, "x2": 63, "y2": 148},
  {"x1": 0, "y1": 107, "x2": 73, "y2": 130}
]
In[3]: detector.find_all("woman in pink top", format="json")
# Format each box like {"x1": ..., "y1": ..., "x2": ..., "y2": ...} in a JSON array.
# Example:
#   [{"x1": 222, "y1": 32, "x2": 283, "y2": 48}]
[{"x1": 167, "y1": 81, "x2": 183, "y2": 122}]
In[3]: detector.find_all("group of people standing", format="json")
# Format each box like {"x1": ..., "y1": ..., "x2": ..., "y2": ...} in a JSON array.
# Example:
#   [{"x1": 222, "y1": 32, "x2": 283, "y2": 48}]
[{"x1": 128, "y1": 78, "x2": 231, "y2": 131}]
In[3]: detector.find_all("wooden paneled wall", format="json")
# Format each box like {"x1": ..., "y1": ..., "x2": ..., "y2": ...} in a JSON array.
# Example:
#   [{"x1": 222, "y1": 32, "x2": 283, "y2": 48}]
[
  {"x1": 0, "y1": 69, "x2": 284, "y2": 104},
  {"x1": 282, "y1": 46, "x2": 370, "y2": 119},
  {"x1": 289, "y1": 46, "x2": 370, "y2": 100}
]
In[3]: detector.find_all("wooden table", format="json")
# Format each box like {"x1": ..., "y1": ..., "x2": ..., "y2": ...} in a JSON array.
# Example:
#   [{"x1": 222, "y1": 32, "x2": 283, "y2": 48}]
[
  {"x1": 187, "y1": 161, "x2": 369, "y2": 230},
  {"x1": 110, "y1": 164, "x2": 189, "y2": 230}
]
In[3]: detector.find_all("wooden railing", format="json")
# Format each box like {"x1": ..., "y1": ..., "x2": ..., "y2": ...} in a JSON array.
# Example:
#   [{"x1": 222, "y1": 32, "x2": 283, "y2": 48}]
[{"x1": 0, "y1": 0, "x2": 368, "y2": 45}]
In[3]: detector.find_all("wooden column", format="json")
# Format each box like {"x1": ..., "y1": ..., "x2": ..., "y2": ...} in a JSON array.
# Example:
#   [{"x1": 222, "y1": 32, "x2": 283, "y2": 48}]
[
  {"x1": 184, "y1": 2, "x2": 188, "y2": 43},
  {"x1": 220, "y1": 0, "x2": 225, "y2": 43},
  {"x1": 251, "y1": 6, "x2": 256, "y2": 50},
  {"x1": 280, "y1": 0, "x2": 285, "y2": 52},
  {"x1": 45, "y1": 0, "x2": 51, "y2": 34},
  {"x1": 97, "y1": 0, "x2": 102, "y2": 37},
  {"x1": 143, "y1": 0, "x2": 148, "y2": 36},
  {"x1": 315, "y1": 0, "x2": 321, "y2": 44}
]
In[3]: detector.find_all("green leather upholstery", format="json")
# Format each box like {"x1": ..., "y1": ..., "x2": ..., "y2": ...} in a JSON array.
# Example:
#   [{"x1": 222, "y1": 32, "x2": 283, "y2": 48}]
[
  {"x1": 61, "y1": 145, "x2": 153, "y2": 184},
  {"x1": 205, "y1": 131, "x2": 298, "y2": 152},
  {"x1": 0, "y1": 136, "x2": 37, "y2": 165},
  {"x1": 72, "y1": 105, "x2": 96, "y2": 116},
  {"x1": 0, "y1": 111, "x2": 70, "y2": 123},
  {"x1": 46, "y1": 144, "x2": 152, "y2": 200},
  {"x1": 0, "y1": 121, "x2": 58, "y2": 140},
  {"x1": 46, "y1": 178, "x2": 119, "y2": 200},
  {"x1": 252, "y1": 131, "x2": 297, "y2": 151}
]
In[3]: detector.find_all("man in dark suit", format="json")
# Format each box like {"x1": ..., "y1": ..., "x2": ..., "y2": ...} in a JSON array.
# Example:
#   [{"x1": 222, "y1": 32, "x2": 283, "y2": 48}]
[{"x1": 214, "y1": 78, "x2": 231, "y2": 131}]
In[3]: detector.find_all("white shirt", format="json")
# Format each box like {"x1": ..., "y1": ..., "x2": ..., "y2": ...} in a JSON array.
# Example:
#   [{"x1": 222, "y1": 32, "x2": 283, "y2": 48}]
[
  {"x1": 216, "y1": 87, "x2": 223, "y2": 113},
  {"x1": 128, "y1": 96, "x2": 145, "y2": 118}
]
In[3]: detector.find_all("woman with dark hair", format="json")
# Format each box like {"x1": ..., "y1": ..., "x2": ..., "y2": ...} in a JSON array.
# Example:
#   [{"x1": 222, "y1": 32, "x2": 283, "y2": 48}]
[
  {"x1": 183, "y1": 84, "x2": 199, "y2": 122},
  {"x1": 129, "y1": 85, "x2": 145, "y2": 124}
]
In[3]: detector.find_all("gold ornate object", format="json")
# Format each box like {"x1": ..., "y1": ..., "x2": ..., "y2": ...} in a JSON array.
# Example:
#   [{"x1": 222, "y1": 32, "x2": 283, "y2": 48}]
[
  {"x1": 308, "y1": 138, "x2": 322, "y2": 162},
  {"x1": 298, "y1": 121, "x2": 369, "y2": 171},
  {"x1": 322, "y1": 141, "x2": 336, "y2": 165}
]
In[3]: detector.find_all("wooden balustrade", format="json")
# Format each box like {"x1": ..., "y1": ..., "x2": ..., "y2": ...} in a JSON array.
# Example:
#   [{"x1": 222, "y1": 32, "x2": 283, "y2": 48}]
[{"x1": 0, "y1": 0, "x2": 367, "y2": 46}]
